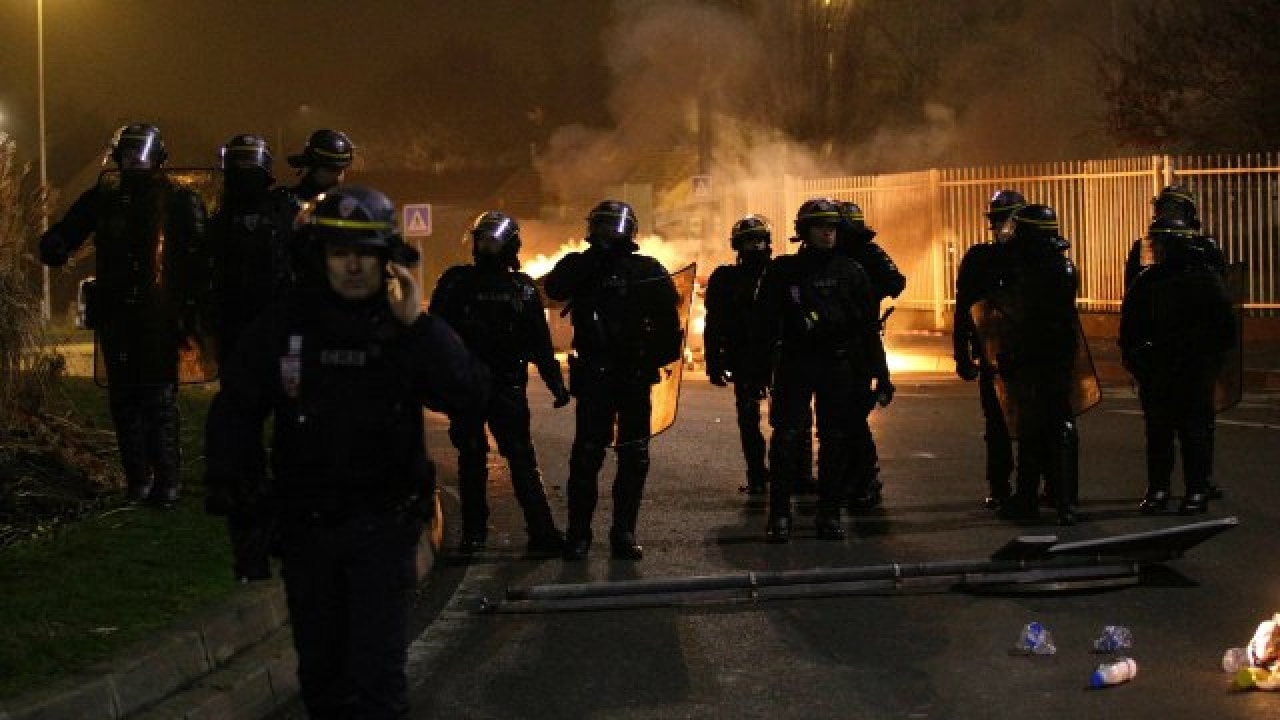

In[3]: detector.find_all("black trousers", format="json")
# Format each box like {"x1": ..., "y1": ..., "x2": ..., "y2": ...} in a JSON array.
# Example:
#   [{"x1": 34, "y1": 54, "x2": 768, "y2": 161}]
[
  {"x1": 1138, "y1": 366, "x2": 1217, "y2": 494},
  {"x1": 978, "y1": 368, "x2": 1014, "y2": 498},
  {"x1": 732, "y1": 382, "x2": 768, "y2": 483},
  {"x1": 279, "y1": 511, "x2": 421, "y2": 720},
  {"x1": 107, "y1": 382, "x2": 181, "y2": 497},
  {"x1": 448, "y1": 381, "x2": 557, "y2": 537},
  {"x1": 565, "y1": 370, "x2": 652, "y2": 542},
  {"x1": 768, "y1": 355, "x2": 865, "y2": 515},
  {"x1": 1010, "y1": 368, "x2": 1074, "y2": 509}
]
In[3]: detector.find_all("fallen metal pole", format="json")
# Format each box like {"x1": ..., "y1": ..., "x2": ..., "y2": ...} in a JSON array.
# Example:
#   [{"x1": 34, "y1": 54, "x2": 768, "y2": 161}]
[{"x1": 484, "y1": 518, "x2": 1236, "y2": 614}]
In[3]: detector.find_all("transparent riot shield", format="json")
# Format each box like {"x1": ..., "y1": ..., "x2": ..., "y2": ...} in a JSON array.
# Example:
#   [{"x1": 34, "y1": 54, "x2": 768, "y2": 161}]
[
  {"x1": 640, "y1": 262, "x2": 696, "y2": 446},
  {"x1": 1215, "y1": 262, "x2": 1246, "y2": 413},
  {"x1": 971, "y1": 296, "x2": 1099, "y2": 440},
  {"x1": 92, "y1": 168, "x2": 221, "y2": 387}
]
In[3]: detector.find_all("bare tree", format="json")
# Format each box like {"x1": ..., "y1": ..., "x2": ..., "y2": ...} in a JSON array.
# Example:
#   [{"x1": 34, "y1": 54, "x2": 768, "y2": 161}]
[{"x1": 1098, "y1": 0, "x2": 1280, "y2": 151}]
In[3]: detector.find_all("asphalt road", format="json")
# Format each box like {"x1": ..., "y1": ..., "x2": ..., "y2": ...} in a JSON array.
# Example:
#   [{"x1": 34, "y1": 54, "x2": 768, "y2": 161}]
[{"x1": 275, "y1": 374, "x2": 1280, "y2": 719}]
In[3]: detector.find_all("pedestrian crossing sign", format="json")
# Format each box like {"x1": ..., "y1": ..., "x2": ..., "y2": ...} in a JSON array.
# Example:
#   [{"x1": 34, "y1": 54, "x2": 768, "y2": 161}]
[{"x1": 403, "y1": 203, "x2": 433, "y2": 237}]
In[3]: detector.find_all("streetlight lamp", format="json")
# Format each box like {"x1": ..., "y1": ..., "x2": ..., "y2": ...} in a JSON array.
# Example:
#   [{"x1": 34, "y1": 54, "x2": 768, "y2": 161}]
[{"x1": 37, "y1": 0, "x2": 51, "y2": 322}]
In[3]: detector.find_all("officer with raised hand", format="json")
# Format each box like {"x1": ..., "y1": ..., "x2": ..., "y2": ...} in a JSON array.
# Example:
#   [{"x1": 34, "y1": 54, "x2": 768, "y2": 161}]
[
  {"x1": 205, "y1": 185, "x2": 487, "y2": 719},
  {"x1": 430, "y1": 211, "x2": 570, "y2": 555}
]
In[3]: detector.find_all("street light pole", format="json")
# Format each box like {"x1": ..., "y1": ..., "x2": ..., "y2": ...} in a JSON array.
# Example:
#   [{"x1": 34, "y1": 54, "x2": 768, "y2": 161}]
[{"x1": 37, "y1": 0, "x2": 51, "y2": 322}]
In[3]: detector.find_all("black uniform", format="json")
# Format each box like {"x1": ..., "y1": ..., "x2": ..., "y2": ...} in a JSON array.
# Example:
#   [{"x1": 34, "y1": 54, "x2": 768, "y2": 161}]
[
  {"x1": 429, "y1": 262, "x2": 567, "y2": 547},
  {"x1": 996, "y1": 232, "x2": 1080, "y2": 523},
  {"x1": 1120, "y1": 240, "x2": 1235, "y2": 514},
  {"x1": 206, "y1": 286, "x2": 487, "y2": 719},
  {"x1": 704, "y1": 258, "x2": 772, "y2": 491},
  {"x1": 836, "y1": 222, "x2": 906, "y2": 507},
  {"x1": 953, "y1": 242, "x2": 1015, "y2": 504},
  {"x1": 40, "y1": 172, "x2": 209, "y2": 504},
  {"x1": 209, "y1": 181, "x2": 296, "y2": 366},
  {"x1": 1124, "y1": 233, "x2": 1226, "y2": 290},
  {"x1": 543, "y1": 244, "x2": 681, "y2": 558},
  {"x1": 755, "y1": 245, "x2": 889, "y2": 537}
]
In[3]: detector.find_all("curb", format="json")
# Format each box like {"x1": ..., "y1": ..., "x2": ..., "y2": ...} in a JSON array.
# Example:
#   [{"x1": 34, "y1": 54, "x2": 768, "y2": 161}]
[{"x1": 0, "y1": 499, "x2": 444, "y2": 720}]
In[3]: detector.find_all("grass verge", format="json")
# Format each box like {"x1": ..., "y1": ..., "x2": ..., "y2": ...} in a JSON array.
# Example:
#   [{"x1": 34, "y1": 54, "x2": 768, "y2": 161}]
[{"x1": 0, "y1": 377, "x2": 238, "y2": 701}]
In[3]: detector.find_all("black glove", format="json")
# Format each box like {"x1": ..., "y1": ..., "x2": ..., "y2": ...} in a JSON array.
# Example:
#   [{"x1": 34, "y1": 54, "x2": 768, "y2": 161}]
[
  {"x1": 707, "y1": 366, "x2": 728, "y2": 387},
  {"x1": 873, "y1": 376, "x2": 895, "y2": 408},
  {"x1": 549, "y1": 380, "x2": 572, "y2": 408},
  {"x1": 955, "y1": 357, "x2": 979, "y2": 382},
  {"x1": 228, "y1": 509, "x2": 274, "y2": 583},
  {"x1": 39, "y1": 231, "x2": 70, "y2": 267}
]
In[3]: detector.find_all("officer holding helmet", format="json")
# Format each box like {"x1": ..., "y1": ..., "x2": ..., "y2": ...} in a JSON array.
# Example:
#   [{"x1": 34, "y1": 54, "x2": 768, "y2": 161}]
[
  {"x1": 754, "y1": 198, "x2": 892, "y2": 542},
  {"x1": 40, "y1": 123, "x2": 209, "y2": 507},
  {"x1": 204, "y1": 185, "x2": 488, "y2": 718},
  {"x1": 429, "y1": 211, "x2": 571, "y2": 555},
  {"x1": 953, "y1": 190, "x2": 1022, "y2": 509},
  {"x1": 543, "y1": 200, "x2": 683, "y2": 561},
  {"x1": 1120, "y1": 215, "x2": 1235, "y2": 515},
  {"x1": 704, "y1": 215, "x2": 775, "y2": 495}
]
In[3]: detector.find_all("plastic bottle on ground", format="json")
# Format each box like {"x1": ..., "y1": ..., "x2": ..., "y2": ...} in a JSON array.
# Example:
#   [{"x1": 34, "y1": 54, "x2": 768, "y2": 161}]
[{"x1": 1090, "y1": 657, "x2": 1137, "y2": 688}]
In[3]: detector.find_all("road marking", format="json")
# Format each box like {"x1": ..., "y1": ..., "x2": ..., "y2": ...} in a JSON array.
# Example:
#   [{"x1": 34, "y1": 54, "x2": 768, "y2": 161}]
[{"x1": 1106, "y1": 409, "x2": 1280, "y2": 430}]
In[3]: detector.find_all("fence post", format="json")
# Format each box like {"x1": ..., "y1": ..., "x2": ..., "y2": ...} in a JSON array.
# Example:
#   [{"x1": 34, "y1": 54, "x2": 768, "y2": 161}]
[{"x1": 928, "y1": 168, "x2": 945, "y2": 330}]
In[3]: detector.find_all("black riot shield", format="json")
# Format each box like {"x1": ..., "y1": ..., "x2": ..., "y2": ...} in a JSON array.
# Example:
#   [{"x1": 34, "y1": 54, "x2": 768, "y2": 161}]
[
  {"x1": 1215, "y1": 262, "x2": 1246, "y2": 413},
  {"x1": 970, "y1": 296, "x2": 1100, "y2": 440},
  {"x1": 92, "y1": 168, "x2": 221, "y2": 387},
  {"x1": 641, "y1": 263, "x2": 696, "y2": 445}
]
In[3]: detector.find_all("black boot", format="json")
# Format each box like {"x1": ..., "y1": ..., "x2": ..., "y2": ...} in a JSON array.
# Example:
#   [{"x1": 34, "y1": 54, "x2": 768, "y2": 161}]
[
  {"x1": 997, "y1": 494, "x2": 1040, "y2": 523},
  {"x1": 815, "y1": 505, "x2": 846, "y2": 540},
  {"x1": 457, "y1": 530, "x2": 487, "y2": 555},
  {"x1": 562, "y1": 532, "x2": 592, "y2": 561},
  {"x1": 1138, "y1": 489, "x2": 1170, "y2": 515},
  {"x1": 849, "y1": 478, "x2": 883, "y2": 511},
  {"x1": 609, "y1": 530, "x2": 644, "y2": 560},
  {"x1": 765, "y1": 515, "x2": 791, "y2": 544},
  {"x1": 1178, "y1": 491, "x2": 1210, "y2": 515}
]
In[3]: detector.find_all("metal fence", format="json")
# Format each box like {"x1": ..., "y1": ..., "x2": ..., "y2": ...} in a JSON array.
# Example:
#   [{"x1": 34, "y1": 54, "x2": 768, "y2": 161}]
[{"x1": 726, "y1": 153, "x2": 1280, "y2": 327}]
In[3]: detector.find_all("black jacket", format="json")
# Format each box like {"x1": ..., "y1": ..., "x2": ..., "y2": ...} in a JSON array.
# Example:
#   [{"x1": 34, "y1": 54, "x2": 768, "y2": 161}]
[{"x1": 205, "y1": 287, "x2": 489, "y2": 519}]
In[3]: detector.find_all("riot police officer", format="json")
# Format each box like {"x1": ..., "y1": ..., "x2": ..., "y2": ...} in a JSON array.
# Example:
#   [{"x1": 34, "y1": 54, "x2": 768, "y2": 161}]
[
  {"x1": 205, "y1": 185, "x2": 487, "y2": 719},
  {"x1": 953, "y1": 190, "x2": 1022, "y2": 509},
  {"x1": 836, "y1": 201, "x2": 906, "y2": 509},
  {"x1": 1120, "y1": 215, "x2": 1235, "y2": 515},
  {"x1": 991, "y1": 204, "x2": 1080, "y2": 525},
  {"x1": 755, "y1": 198, "x2": 892, "y2": 542},
  {"x1": 40, "y1": 123, "x2": 209, "y2": 507},
  {"x1": 1124, "y1": 184, "x2": 1226, "y2": 289},
  {"x1": 1124, "y1": 183, "x2": 1229, "y2": 499},
  {"x1": 543, "y1": 200, "x2": 683, "y2": 561},
  {"x1": 284, "y1": 129, "x2": 354, "y2": 202},
  {"x1": 210, "y1": 134, "x2": 295, "y2": 366},
  {"x1": 430, "y1": 211, "x2": 571, "y2": 554},
  {"x1": 704, "y1": 215, "x2": 774, "y2": 495},
  {"x1": 282, "y1": 129, "x2": 355, "y2": 284}
]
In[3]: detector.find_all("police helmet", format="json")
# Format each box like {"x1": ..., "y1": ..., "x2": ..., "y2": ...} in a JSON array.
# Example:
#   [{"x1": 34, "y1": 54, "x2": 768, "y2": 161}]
[
  {"x1": 1148, "y1": 214, "x2": 1195, "y2": 254},
  {"x1": 108, "y1": 123, "x2": 167, "y2": 168},
  {"x1": 220, "y1": 134, "x2": 273, "y2": 176},
  {"x1": 586, "y1": 200, "x2": 639, "y2": 246},
  {"x1": 839, "y1": 201, "x2": 866, "y2": 231},
  {"x1": 287, "y1": 129, "x2": 354, "y2": 170},
  {"x1": 793, "y1": 197, "x2": 842, "y2": 241},
  {"x1": 470, "y1": 210, "x2": 522, "y2": 267},
  {"x1": 986, "y1": 189, "x2": 1026, "y2": 220},
  {"x1": 306, "y1": 185, "x2": 399, "y2": 251},
  {"x1": 1152, "y1": 184, "x2": 1200, "y2": 227},
  {"x1": 730, "y1": 214, "x2": 772, "y2": 251},
  {"x1": 1010, "y1": 203, "x2": 1060, "y2": 241}
]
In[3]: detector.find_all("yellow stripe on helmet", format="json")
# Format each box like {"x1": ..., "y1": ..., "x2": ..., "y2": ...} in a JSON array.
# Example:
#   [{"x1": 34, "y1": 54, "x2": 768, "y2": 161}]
[{"x1": 311, "y1": 217, "x2": 393, "y2": 231}]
